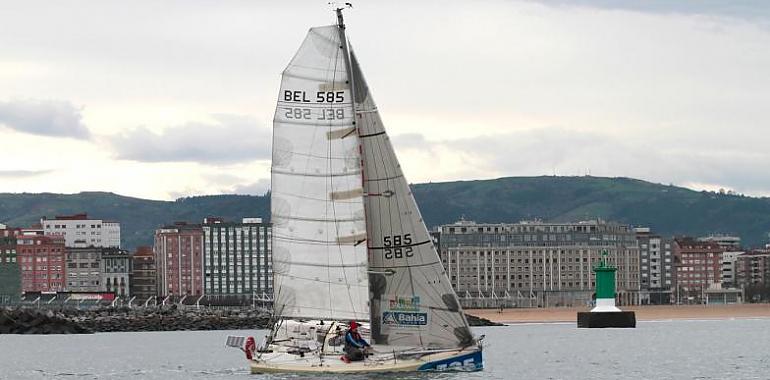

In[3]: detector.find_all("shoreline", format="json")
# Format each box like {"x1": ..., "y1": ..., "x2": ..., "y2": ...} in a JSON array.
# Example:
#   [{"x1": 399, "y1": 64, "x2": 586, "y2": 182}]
[{"x1": 467, "y1": 304, "x2": 770, "y2": 324}]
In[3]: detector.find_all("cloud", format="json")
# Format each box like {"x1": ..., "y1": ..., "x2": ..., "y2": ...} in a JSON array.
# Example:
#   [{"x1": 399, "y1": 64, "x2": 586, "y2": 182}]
[
  {"x1": 527, "y1": 0, "x2": 770, "y2": 21},
  {"x1": 0, "y1": 169, "x2": 52, "y2": 178},
  {"x1": 0, "y1": 99, "x2": 90, "y2": 139},
  {"x1": 393, "y1": 128, "x2": 770, "y2": 196},
  {"x1": 231, "y1": 178, "x2": 270, "y2": 195},
  {"x1": 108, "y1": 114, "x2": 271, "y2": 164}
]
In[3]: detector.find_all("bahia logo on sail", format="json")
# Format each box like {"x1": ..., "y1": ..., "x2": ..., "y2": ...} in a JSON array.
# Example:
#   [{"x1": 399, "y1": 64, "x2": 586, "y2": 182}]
[{"x1": 382, "y1": 296, "x2": 427, "y2": 327}]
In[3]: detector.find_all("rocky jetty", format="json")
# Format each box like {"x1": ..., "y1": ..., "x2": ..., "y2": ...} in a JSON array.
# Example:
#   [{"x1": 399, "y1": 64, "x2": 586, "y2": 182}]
[
  {"x1": 2, "y1": 306, "x2": 499, "y2": 334},
  {"x1": 0, "y1": 309, "x2": 92, "y2": 334},
  {"x1": 1, "y1": 306, "x2": 272, "y2": 334},
  {"x1": 72, "y1": 307, "x2": 272, "y2": 333}
]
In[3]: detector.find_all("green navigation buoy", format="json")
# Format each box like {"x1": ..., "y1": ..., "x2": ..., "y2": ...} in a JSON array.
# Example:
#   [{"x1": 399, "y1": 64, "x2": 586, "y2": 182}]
[
  {"x1": 591, "y1": 250, "x2": 621, "y2": 312},
  {"x1": 577, "y1": 250, "x2": 636, "y2": 328}
]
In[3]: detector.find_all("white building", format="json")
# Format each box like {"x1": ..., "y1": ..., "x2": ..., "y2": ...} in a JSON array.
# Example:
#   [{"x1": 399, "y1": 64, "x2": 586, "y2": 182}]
[
  {"x1": 41, "y1": 213, "x2": 121, "y2": 248},
  {"x1": 721, "y1": 251, "x2": 743, "y2": 288},
  {"x1": 698, "y1": 234, "x2": 741, "y2": 250}
]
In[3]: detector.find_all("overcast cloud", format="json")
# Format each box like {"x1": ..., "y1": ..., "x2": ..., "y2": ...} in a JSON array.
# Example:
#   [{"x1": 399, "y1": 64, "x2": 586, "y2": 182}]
[
  {"x1": 108, "y1": 114, "x2": 270, "y2": 164},
  {"x1": 0, "y1": 169, "x2": 52, "y2": 178},
  {"x1": 0, "y1": 99, "x2": 90, "y2": 139},
  {"x1": 0, "y1": 0, "x2": 769, "y2": 199}
]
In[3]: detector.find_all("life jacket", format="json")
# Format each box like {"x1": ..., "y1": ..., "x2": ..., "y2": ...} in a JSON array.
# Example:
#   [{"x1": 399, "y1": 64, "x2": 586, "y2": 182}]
[{"x1": 244, "y1": 336, "x2": 256, "y2": 360}]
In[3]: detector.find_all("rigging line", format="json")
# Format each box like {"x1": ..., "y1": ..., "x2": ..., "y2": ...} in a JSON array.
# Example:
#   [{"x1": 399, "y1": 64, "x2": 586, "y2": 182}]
[
  {"x1": 324, "y1": 32, "x2": 339, "y2": 321},
  {"x1": 365, "y1": 174, "x2": 404, "y2": 182},
  {"x1": 336, "y1": 20, "x2": 368, "y2": 319}
]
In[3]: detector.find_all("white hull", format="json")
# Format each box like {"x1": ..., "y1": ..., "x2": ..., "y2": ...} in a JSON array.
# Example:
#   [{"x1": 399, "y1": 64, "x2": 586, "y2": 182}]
[{"x1": 249, "y1": 346, "x2": 483, "y2": 374}]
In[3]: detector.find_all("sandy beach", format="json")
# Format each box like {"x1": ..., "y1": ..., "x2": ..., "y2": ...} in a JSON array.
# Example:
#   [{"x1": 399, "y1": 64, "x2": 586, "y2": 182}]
[{"x1": 467, "y1": 304, "x2": 770, "y2": 324}]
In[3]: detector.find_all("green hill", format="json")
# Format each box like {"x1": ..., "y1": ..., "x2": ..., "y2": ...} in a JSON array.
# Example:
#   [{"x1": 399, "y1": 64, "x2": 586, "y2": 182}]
[{"x1": 2, "y1": 176, "x2": 769, "y2": 249}]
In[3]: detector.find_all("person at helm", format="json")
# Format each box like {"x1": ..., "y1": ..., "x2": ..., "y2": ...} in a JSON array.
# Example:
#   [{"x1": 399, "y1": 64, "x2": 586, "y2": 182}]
[{"x1": 343, "y1": 320, "x2": 370, "y2": 362}]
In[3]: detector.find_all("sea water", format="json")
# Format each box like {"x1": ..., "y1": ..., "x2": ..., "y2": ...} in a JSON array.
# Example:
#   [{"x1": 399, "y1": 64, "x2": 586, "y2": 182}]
[{"x1": 1, "y1": 319, "x2": 769, "y2": 379}]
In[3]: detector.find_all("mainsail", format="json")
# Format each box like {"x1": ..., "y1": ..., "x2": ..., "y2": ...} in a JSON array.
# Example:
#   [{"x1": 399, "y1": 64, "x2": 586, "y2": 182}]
[
  {"x1": 350, "y1": 51, "x2": 474, "y2": 348},
  {"x1": 271, "y1": 25, "x2": 369, "y2": 321}
]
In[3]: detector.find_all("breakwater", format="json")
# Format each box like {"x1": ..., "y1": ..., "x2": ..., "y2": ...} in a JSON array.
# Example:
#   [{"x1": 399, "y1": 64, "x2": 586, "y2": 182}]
[
  {"x1": 1, "y1": 307, "x2": 501, "y2": 334},
  {"x1": 1, "y1": 307, "x2": 271, "y2": 334}
]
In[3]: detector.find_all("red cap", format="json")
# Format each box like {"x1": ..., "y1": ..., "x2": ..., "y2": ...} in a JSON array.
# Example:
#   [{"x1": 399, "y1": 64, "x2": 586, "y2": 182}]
[{"x1": 349, "y1": 320, "x2": 358, "y2": 330}]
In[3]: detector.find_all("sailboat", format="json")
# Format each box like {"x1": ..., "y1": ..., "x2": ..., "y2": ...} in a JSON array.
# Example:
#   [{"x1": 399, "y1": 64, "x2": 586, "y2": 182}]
[{"x1": 234, "y1": 6, "x2": 483, "y2": 373}]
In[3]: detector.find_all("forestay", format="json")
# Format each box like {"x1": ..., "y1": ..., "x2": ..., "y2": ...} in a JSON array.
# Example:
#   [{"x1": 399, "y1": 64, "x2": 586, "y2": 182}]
[
  {"x1": 350, "y1": 51, "x2": 474, "y2": 349},
  {"x1": 271, "y1": 26, "x2": 369, "y2": 321}
]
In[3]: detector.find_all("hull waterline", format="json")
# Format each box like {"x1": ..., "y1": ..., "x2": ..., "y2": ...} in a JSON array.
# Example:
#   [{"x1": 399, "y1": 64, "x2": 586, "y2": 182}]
[{"x1": 249, "y1": 347, "x2": 483, "y2": 374}]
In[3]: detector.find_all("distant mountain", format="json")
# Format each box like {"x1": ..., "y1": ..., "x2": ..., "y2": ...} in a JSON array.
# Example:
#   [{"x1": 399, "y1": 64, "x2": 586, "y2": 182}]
[
  {"x1": 2, "y1": 176, "x2": 769, "y2": 250},
  {"x1": 0, "y1": 192, "x2": 269, "y2": 250}
]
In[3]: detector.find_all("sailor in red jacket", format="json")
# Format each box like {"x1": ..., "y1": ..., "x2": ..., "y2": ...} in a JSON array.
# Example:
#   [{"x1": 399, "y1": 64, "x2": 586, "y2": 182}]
[{"x1": 343, "y1": 320, "x2": 370, "y2": 362}]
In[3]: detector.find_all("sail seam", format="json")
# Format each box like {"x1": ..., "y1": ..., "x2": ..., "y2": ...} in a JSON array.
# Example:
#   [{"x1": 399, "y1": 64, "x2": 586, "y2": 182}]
[
  {"x1": 273, "y1": 235, "x2": 364, "y2": 246},
  {"x1": 272, "y1": 214, "x2": 364, "y2": 223},
  {"x1": 368, "y1": 240, "x2": 432, "y2": 250},
  {"x1": 273, "y1": 259, "x2": 366, "y2": 268},
  {"x1": 368, "y1": 261, "x2": 443, "y2": 269},
  {"x1": 274, "y1": 118, "x2": 350, "y2": 127},
  {"x1": 271, "y1": 169, "x2": 359, "y2": 178}
]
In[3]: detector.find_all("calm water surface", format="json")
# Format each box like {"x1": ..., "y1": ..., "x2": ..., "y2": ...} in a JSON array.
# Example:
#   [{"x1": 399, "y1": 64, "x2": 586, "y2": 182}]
[{"x1": 2, "y1": 319, "x2": 770, "y2": 379}]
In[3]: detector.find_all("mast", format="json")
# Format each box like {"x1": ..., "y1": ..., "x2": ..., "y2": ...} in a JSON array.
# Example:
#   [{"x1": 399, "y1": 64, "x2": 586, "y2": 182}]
[{"x1": 336, "y1": 6, "x2": 357, "y2": 118}]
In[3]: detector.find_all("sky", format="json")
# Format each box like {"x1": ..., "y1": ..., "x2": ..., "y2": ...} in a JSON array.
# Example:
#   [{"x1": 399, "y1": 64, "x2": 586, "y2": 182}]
[{"x1": 0, "y1": 0, "x2": 769, "y2": 200}]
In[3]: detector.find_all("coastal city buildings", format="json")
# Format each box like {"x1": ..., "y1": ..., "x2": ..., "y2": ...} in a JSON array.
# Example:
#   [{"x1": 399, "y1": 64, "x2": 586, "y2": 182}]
[
  {"x1": 698, "y1": 234, "x2": 741, "y2": 251},
  {"x1": 0, "y1": 224, "x2": 21, "y2": 302},
  {"x1": 202, "y1": 217, "x2": 272, "y2": 297},
  {"x1": 635, "y1": 228, "x2": 674, "y2": 304},
  {"x1": 673, "y1": 237, "x2": 724, "y2": 304},
  {"x1": 65, "y1": 246, "x2": 104, "y2": 292},
  {"x1": 102, "y1": 248, "x2": 131, "y2": 297},
  {"x1": 130, "y1": 246, "x2": 157, "y2": 301},
  {"x1": 17, "y1": 234, "x2": 66, "y2": 293},
  {"x1": 438, "y1": 219, "x2": 641, "y2": 308},
  {"x1": 41, "y1": 213, "x2": 121, "y2": 248},
  {"x1": 736, "y1": 250, "x2": 770, "y2": 287},
  {"x1": 721, "y1": 251, "x2": 744, "y2": 288},
  {"x1": 154, "y1": 223, "x2": 204, "y2": 297}
]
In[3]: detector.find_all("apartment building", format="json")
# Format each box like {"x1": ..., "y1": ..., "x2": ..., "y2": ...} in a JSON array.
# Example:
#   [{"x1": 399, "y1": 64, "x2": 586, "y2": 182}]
[
  {"x1": 42, "y1": 213, "x2": 121, "y2": 248},
  {"x1": 673, "y1": 237, "x2": 724, "y2": 304},
  {"x1": 202, "y1": 217, "x2": 272, "y2": 297},
  {"x1": 438, "y1": 219, "x2": 640, "y2": 308},
  {"x1": 17, "y1": 235, "x2": 66, "y2": 293},
  {"x1": 635, "y1": 227, "x2": 674, "y2": 304},
  {"x1": 131, "y1": 246, "x2": 157, "y2": 301},
  {"x1": 154, "y1": 223, "x2": 204, "y2": 296},
  {"x1": 0, "y1": 225, "x2": 21, "y2": 302}
]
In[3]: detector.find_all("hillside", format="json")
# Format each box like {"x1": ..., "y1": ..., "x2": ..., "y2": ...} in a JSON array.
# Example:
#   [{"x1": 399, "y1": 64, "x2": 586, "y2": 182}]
[{"x1": 2, "y1": 176, "x2": 769, "y2": 249}]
